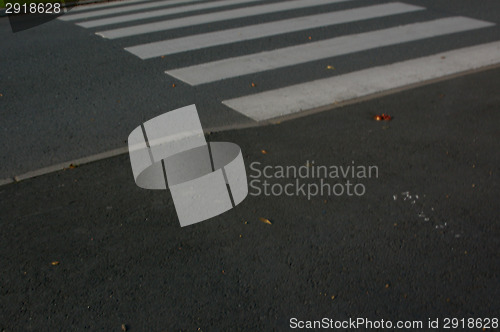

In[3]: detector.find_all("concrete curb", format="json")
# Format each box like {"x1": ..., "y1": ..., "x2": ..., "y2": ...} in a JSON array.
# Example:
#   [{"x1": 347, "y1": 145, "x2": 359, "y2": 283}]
[
  {"x1": 2, "y1": 63, "x2": 500, "y2": 187},
  {"x1": 0, "y1": 146, "x2": 129, "y2": 186}
]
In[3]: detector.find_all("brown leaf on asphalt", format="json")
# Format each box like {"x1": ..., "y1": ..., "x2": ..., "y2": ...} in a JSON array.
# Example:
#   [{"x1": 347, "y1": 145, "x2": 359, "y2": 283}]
[
  {"x1": 251, "y1": 82, "x2": 256, "y2": 87},
  {"x1": 259, "y1": 217, "x2": 272, "y2": 225},
  {"x1": 261, "y1": 149, "x2": 267, "y2": 154},
  {"x1": 374, "y1": 114, "x2": 392, "y2": 121},
  {"x1": 121, "y1": 324, "x2": 127, "y2": 331},
  {"x1": 308, "y1": 36, "x2": 312, "y2": 40},
  {"x1": 51, "y1": 261, "x2": 60, "y2": 266},
  {"x1": 0, "y1": 93, "x2": 3, "y2": 97},
  {"x1": 326, "y1": 65, "x2": 335, "y2": 70},
  {"x1": 68, "y1": 163, "x2": 78, "y2": 169},
  {"x1": 172, "y1": 83, "x2": 176, "y2": 88}
]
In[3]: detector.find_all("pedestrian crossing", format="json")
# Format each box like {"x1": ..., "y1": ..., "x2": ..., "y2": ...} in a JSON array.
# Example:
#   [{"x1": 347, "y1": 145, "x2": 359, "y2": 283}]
[
  {"x1": 59, "y1": 0, "x2": 499, "y2": 122},
  {"x1": 96, "y1": 0, "x2": 353, "y2": 39},
  {"x1": 166, "y1": 16, "x2": 493, "y2": 84},
  {"x1": 60, "y1": 0, "x2": 200, "y2": 20},
  {"x1": 126, "y1": 3, "x2": 424, "y2": 59},
  {"x1": 75, "y1": 0, "x2": 256, "y2": 27}
]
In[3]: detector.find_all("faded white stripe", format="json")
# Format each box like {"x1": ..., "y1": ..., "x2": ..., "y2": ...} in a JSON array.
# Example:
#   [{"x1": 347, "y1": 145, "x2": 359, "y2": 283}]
[
  {"x1": 78, "y1": 0, "x2": 261, "y2": 28},
  {"x1": 168, "y1": 16, "x2": 491, "y2": 85},
  {"x1": 64, "y1": 0, "x2": 149, "y2": 14},
  {"x1": 222, "y1": 41, "x2": 500, "y2": 121},
  {"x1": 97, "y1": 0, "x2": 354, "y2": 39},
  {"x1": 126, "y1": 2, "x2": 423, "y2": 59},
  {"x1": 60, "y1": 0, "x2": 200, "y2": 21}
]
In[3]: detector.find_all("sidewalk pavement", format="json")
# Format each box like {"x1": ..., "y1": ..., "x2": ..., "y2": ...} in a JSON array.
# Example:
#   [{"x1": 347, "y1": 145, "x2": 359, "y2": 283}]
[{"x1": 1, "y1": 68, "x2": 499, "y2": 330}]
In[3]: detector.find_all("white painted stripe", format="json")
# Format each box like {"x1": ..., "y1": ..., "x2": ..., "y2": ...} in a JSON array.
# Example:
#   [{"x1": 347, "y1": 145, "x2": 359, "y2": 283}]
[
  {"x1": 78, "y1": 0, "x2": 261, "y2": 28},
  {"x1": 126, "y1": 2, "x2": 423, "y2": 59},
  {"x1": 97, "y1": 0, "x2": 353, "y2": 39},
  {"x1": 0, "y1": 177, "x2": 14, "y2": 186},
  {"x1": 168, "y1": 16, "x2": 493, "y2": 85},
  {"x1": 65, "y1": 0, "x2": 149, "y2": 14},
  {"x1": 222, "y1": 41, "x2": 500, "y2": 121},
  {"x1": 60, "y1": 0, "x2": 200, "y2": 21},
  {"x1": 10, "y1": 147, "x2": 129, "y2": 183}
]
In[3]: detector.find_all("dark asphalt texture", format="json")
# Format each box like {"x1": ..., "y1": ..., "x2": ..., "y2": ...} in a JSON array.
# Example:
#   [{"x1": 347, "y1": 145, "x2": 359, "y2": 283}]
[
  {"x1": 1, "y1": 67, "x2": 499, "y2": 330},
  {"x1": 1, "y1": 0, "x2": 500, "y2": 179}
]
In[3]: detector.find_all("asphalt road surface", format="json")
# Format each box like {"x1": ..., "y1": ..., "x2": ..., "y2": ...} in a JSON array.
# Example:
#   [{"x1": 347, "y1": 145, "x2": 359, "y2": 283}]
[
  {"x1": 1, "y1": 66, "x2": 499, "y2": 331},
  {"x1": 1, "y1": 0, "x2": 500, "y2": 179},
  {"x1": 1, "y1": 0, "x2": 499, "y2": 330}
]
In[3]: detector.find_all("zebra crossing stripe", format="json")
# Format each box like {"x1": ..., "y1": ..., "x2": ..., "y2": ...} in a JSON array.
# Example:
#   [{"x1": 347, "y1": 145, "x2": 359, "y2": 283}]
[
  {"x1": 65, "y1": 0, "x2": 149, "y2": 14},
  {"x1": 78, "y1": 0, "x2": 262, "y2": 28},
  {"x1": 96, "y1": 0, "x2": 354, "y2": 39},
  {"x1": 125, "y1": 2, "x2": 423, "y2": 59},
  {"x1": 60, "y1": 0, "x2": 200, "y2": 21},
  {"x1": 166, "y1": 16, "x2": 494, "y2": 85},
  {"x1": 222, "y1": 41, "x2": 500, "y2": 121}
]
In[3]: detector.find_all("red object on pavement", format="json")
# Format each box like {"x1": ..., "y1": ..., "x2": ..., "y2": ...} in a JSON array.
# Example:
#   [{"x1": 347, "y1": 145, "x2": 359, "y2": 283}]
[{"x1": 374, "y1": 113, "x2": 392, "y2": 121}]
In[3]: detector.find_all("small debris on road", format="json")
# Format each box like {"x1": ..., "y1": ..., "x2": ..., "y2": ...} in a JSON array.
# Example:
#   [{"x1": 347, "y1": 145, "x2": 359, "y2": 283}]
[
  {"x1": 374, "y1": 114, "x2": 392, "y2": 121},
  {"x1": 259, "y1": 217, "x2": 272, "y2": 225}
]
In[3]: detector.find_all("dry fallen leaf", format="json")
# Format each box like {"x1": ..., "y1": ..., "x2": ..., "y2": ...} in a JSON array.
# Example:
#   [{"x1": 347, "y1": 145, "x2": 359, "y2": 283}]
[
  {"x1": 68, "y1": 163, "x2": 78, "y2": 169},
  {"x1": 251, "y1": 82, "x2": 256, "y2": 87},
  {"x1": 308, "y1": 36, "x2": 312, "y2": 40},
  {"x1": 374, "y1": 114, "x2": 392, "y2": 121},
  {"x1": 51, "y1": 261, "x2": 60, "y2": 266},
  {"x1": 259, "y1": 217, "x2": 272, "y2": 225},
  {"x1": 261, "y1": 149, "x2": 267, "y2": 154},
  {"x1": 121, "y1": 324, "x2": 127, "y2": 331},
  {"x1": 172, "y1": 83, "x2": 176, "y2": 88},
  {"x1": 326, "y1": 65, "x2": 335, "y2": 70}
]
